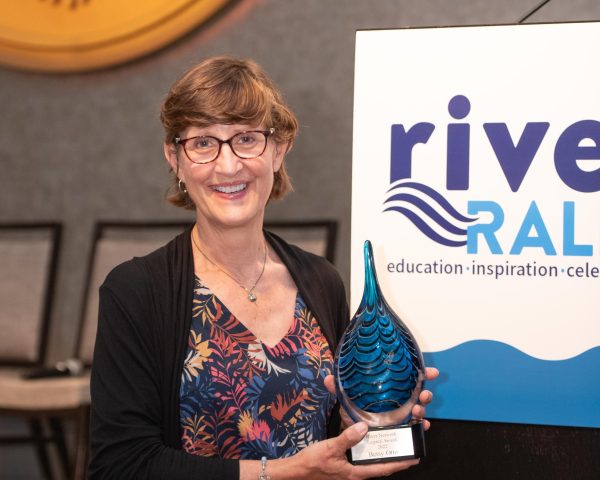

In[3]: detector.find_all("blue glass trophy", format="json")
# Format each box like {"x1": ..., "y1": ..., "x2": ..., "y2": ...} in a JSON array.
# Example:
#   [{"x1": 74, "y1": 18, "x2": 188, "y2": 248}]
[{"x1": 335, "y1": 240, "x2": 426, "y2": 464}]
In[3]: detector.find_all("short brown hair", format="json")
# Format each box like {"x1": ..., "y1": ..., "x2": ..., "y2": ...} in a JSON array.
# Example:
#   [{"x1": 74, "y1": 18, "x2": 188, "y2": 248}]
[{"x1": 160, "y1": 56, "x2": 298, "y2": 209}]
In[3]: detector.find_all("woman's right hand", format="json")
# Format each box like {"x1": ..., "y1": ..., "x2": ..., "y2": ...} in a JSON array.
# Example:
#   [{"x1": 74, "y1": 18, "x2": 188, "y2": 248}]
[
  {"x1": 324, "y1": 367, "x2": 439, "y2": 432},
  {"x1": 271, "y1": 422, "x2": 419, "y2": 480}
]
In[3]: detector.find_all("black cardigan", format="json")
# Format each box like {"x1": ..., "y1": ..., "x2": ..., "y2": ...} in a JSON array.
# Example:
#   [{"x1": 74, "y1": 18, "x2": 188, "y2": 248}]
[{"x1": 89, "y1": 228, "x2": 349, "y2": 479}]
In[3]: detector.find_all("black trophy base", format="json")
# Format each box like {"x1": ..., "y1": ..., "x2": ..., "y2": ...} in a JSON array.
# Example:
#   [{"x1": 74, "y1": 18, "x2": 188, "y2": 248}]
[{"x1": 350, "y1": 422, "x2": 425, "y2": 464}]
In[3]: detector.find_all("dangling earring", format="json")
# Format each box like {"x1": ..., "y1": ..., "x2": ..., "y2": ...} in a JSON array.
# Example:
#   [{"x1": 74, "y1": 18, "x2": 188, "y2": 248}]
[{"x1": 178, "y1": 179, "x2": 187, "y2": 194}]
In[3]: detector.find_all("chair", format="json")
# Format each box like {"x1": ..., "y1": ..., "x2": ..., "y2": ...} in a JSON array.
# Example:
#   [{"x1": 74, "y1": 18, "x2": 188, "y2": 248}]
[
  {"x1": 0, "y1": 223, "x2": 75, "y2": 479},
  {"x1": 63, "y1": 221, "x2": 191, "y2": 477},
  {"x1": 75, "y1": 221, "x2": 192, "y2": 367},
  {"x1": 70, "y1": 221, "x2": 194, "y2": 479},
  {"x1": 0, "y1": 223, "x2": 60, "y2": 366},
  {"x1": 1, "y1": 221, "x2": 191, "y2": 480},
  {"x1": 264, "y1": 220, "x2": 338, "y2": 263}
]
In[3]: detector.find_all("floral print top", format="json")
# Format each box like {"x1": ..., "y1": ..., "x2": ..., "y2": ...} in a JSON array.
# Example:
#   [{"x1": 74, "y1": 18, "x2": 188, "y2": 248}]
[{"x1": 179, "y1": 276, "x2": 335, "y2": 460}]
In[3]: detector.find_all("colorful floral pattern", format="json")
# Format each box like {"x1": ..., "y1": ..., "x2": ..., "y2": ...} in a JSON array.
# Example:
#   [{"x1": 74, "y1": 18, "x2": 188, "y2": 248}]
[{"x1": 179, "y1": 276, "x2": 335, "y2": 459}]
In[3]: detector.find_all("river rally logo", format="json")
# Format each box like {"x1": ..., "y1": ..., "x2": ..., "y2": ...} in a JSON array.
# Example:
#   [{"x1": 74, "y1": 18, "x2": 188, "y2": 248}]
[
  {"x1": 381, "y1": 92, "x2": 600, "y2": 425},
  {"x1": 383, "y1": 94, "x2": 599, "y2": 260},
  {"x1": 384, "y1": 180, "x2": 477, "y2": 247}
]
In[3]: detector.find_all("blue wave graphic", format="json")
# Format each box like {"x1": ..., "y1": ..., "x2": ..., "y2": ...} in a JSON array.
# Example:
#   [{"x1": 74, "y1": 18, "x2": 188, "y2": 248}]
[
  {"x1": 386, "y1": 194, "x2": 466, "y2": 235},
  {"x1": 423, "y1": 340, "x2": 600, "y2": 428},
  {"x1": 383, "y1": 181, "x2": 477, "y2": 247}
]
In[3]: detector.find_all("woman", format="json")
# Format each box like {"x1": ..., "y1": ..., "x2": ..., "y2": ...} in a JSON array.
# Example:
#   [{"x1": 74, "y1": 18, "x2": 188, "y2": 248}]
[{"x1": 90, "y1": 56, "x2": 438, "y2": 479}]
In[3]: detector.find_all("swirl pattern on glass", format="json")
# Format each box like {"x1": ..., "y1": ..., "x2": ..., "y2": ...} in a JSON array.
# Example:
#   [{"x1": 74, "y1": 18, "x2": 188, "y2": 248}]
[{"x1": 335, "y1": 240, "x2": 425, "y2": 427}]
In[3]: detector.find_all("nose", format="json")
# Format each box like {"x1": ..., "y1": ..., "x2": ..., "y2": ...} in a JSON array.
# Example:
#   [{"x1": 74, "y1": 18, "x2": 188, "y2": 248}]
[{"x1": 214, "y1": 142, "x2": 243, "y2": 176}]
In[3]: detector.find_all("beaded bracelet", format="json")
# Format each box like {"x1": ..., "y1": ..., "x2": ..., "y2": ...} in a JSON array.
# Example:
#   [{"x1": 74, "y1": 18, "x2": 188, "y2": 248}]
[{"x1": 258, "y1": 456, "x2": 270, "y2": 480}]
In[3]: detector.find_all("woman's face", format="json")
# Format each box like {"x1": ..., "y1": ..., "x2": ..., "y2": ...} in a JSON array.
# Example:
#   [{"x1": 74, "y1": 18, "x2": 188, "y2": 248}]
[{"x1": 164, "y1": 123, "x2": 285, "y2": 230}]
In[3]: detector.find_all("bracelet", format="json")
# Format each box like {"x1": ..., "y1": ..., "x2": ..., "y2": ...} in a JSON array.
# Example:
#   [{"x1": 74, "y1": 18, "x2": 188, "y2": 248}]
[{"x1": 258, "y1": 456, "x2": 270, "y2": 480}]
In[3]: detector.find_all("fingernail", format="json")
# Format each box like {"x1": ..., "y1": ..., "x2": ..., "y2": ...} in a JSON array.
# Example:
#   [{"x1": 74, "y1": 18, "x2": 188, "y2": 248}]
[{"x1": 354, "y1": 422, "x2": 368, "y2": 435}]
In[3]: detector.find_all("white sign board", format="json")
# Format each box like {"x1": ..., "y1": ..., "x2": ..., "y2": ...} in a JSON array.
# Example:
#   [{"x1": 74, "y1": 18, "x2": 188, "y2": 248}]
[{"x1": 351, "y1": 23, "x2": 600, "y2": 427}]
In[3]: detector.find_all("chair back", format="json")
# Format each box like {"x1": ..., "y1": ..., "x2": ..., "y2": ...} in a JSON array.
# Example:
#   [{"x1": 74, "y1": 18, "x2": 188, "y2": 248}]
[
  {"x1": 0, "y1": 223, "x2": 62, "y2": 365},
  {"x1": 75, "y1": 222, "x2": 191, "y2": 366},
  {"x1": 264, "y1": 220, "x2": 338, "y2": 263}
]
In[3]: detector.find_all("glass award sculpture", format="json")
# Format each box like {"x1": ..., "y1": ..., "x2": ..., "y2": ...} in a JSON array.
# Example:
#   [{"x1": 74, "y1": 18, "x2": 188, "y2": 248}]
[{"x1": 335, "y1": 240, "x2": 426, "y2": 464}]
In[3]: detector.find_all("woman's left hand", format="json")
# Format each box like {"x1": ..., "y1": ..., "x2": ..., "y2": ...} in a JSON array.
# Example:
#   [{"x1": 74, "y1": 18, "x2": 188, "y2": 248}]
[{"x1": 324, "y1": 367, "x2": 439, "y2": 430}]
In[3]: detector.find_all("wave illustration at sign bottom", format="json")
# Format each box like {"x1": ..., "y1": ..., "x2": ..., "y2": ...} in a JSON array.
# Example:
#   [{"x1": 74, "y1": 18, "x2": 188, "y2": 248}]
[{"x1": 423, "y1": 340, "x2": 600, "y2": 428}]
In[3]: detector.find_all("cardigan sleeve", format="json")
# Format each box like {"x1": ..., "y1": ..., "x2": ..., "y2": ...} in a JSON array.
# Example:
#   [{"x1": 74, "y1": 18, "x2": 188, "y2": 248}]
[{"x1": 89, "y1": 261, "x2": 239, "y2": 480}]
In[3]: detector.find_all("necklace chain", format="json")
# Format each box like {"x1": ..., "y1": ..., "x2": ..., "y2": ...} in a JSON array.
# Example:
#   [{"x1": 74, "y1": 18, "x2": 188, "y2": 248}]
[{"x1": 191, "y1": 228, "x2": 267, "y2": 302}]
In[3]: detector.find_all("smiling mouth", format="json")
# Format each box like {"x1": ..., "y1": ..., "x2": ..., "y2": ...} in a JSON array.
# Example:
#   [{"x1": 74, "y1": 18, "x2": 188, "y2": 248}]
[{"x1": 212, "y1": 183, "x2": 247, "y2": 194}]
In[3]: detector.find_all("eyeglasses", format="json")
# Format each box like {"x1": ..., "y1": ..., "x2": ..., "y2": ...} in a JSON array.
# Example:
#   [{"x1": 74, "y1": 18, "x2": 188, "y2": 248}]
[{"x1": 174, "y1": 128, "x2": 275, "y2": 164}]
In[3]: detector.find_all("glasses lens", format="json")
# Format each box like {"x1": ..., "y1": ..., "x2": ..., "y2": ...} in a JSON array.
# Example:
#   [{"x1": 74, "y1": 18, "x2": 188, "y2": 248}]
[
  {"x1": 185, "y1": 136, "x2": 219, "y2": 163},
  {"x1": 231, "y1": 131, "x2": 267, "y2": 158}
]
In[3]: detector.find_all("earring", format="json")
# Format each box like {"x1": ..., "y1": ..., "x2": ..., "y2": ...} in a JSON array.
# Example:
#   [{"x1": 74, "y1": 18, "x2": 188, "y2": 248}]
[{"x1": 178, "y1": 179, "x2": 187, "y2": 194}]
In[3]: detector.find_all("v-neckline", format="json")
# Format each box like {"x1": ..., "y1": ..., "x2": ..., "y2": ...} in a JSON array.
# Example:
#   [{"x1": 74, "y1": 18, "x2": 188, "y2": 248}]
[{"x1": 194, "y1": 275, "x2": 299, "y2": 350}]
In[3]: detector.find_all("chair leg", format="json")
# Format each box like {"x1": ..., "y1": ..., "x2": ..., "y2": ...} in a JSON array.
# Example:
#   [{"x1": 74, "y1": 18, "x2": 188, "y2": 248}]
[
  {"x1": 71, "y1": 405, "x2": 90, "y2": 480},
  {"x1": 49, "y1": 417, "x2": 71, "y2": 480},
  {"x1": 29, "y1": 418, "x2": 54, "y2": 480}
]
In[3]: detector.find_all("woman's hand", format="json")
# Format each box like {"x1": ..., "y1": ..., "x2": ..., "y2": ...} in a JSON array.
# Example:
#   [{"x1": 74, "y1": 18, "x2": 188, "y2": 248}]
[
  {"x1": 241, "y1": 368, "x2": 440, "y2": 480},
  {"x1": 324, "y1": 367, "x2": 439, "y2": 430},
  {"x1": 271, "y1": 422, "x2": 419, "y2": 480},
  {"x1": 411, "y1": 367, "x2": 439, "y2": 430}
]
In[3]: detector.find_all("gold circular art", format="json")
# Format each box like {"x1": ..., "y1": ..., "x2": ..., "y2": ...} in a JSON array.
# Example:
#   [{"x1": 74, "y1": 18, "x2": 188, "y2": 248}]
[{"x1": 0, "y1": 0, "x2": 233, "y2": 73}]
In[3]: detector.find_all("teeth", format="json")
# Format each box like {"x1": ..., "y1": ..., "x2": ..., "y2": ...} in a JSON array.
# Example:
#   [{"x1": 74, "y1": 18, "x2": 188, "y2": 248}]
[{"x1": 213, "y1": 183, "x2": 246, "y2": 194}]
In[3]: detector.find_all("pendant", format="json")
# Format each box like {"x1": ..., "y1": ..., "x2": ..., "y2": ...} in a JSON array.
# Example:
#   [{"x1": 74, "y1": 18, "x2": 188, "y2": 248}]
[{"x1": 247, "y1": 292, "x2": 257, "y2": 302}]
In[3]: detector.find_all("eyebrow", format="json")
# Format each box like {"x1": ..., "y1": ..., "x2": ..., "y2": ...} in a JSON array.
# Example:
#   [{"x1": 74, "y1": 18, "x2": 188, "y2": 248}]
[{"x1": 186, "y1": 127, "x2": 262, "y2": 139}]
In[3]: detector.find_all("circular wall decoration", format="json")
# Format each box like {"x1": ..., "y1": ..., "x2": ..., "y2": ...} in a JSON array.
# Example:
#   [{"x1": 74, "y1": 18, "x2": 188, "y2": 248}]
[{"x1": 0, "y1": 0, "x2": 234, "y2": 73}]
